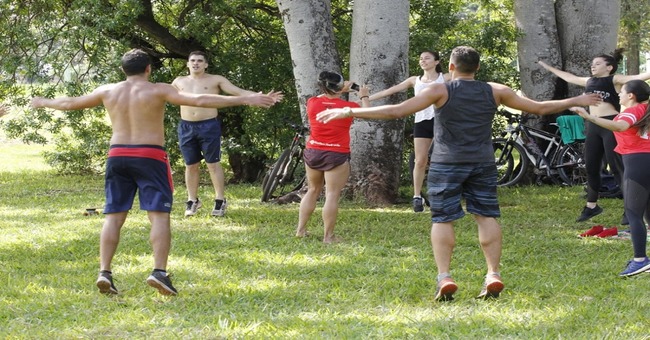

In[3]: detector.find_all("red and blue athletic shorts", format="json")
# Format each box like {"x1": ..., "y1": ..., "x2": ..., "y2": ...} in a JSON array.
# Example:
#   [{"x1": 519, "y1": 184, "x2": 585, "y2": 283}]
[{"x1": 103, "y1": 144, "x2": 174, "y2": 214}]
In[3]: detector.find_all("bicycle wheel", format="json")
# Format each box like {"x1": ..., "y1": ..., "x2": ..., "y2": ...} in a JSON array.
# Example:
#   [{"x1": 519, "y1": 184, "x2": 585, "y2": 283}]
[
  {"x1": 556, "y1": 142, "x2": 586, "y2": 186},
  {"x1": 493, "y1": 139, "x2": 528, "y2": 187},
  {"x1": 493, "y1": 139, "x2": 513, "y2": 184},
  {"x1": 261, "y1": 148, "x2": 291, "y2": 202}
]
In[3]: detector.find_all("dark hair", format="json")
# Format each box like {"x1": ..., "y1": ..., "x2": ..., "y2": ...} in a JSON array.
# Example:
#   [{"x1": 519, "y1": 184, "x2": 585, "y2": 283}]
[
  {"x1": 121, "y1": 49, "x2": 151, "y2": 76},
  {"x1": 188, "y1": 51, "x2": 208, "y2": 61},
  {"x1": 421, "y1": 50, "x2": 443, "y2": 73},
  {"x1": 595, "y1": 48, "x2": 625, "y2": 75},
  {"x1": 625, "y1": 79, "x2": 650, "y2": 136},
  {"x1": 450, "y1": 46, "x2": 480, "y2": 74},
  {"x1": 318, "y1": 71, "x2": 345, "y2": 95}
]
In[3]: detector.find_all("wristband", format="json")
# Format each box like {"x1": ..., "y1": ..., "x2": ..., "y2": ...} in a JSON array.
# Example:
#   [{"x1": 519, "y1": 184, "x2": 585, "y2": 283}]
[
  {"x1": 360, "y1": 96, "x2": 369, "y2": 100},
  {"x1": 342, "y1": 107, "x2": 352, "y2": 118}
]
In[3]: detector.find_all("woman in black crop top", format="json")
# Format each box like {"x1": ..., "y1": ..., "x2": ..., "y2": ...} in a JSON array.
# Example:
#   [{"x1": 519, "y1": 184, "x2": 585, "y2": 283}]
[{"x1": 539, "y1": 49, "x2": 650, "y2": 226}]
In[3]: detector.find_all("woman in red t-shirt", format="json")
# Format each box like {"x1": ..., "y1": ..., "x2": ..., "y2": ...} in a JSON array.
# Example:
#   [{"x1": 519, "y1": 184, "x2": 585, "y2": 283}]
[
  {"x1": 296, "y1": 71, "x2": 369, "y2": 243},
  {"x1": 571, "y1": 79, "x2": 650, "y2": 277}
]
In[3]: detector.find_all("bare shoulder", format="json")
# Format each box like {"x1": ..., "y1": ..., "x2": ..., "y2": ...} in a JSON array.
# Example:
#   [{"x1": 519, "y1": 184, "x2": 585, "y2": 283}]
[{"x1": 488, "y1": 82, "x2": 518, "y2": 106}]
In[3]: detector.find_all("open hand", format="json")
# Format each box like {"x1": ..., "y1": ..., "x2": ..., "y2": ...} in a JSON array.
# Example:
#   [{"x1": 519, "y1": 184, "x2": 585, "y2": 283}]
[
  {"x1": 268, "y1": 91, "x2": 284, "y2": 103},
  {"x1": 568, "y1": 106, "x2": 589, "y2": 119},
  {"x1": 316, "y1": 108, "x2": 349, "y2": 123},
  {"x1": 247, "y1": 93, "x2": 278, "y2": 108},
  {"x1": 577, "y1": 93, "x2": 603, "y2": 107}
]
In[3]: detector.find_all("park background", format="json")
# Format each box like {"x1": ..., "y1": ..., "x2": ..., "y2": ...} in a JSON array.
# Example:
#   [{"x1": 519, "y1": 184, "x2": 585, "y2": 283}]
[{"x1": 1, "y1": 0, "x2": 650, "y2": 338}]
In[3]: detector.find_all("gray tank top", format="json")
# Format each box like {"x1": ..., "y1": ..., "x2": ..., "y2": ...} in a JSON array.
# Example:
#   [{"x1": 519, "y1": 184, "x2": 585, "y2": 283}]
[{"x1": 432, "y1": 80, "x2": 497, "y2": 163}]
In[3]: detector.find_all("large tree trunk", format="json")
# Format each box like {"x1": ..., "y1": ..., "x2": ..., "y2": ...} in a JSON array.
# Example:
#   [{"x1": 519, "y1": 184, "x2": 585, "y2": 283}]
[
  {"x1": 348, "y1": 0, "x2": 409, "y2": 205},
  {"x1": 276, "y1": 0, "x2": 341, "y2": 120},
  {"x1": 514, "y1": 0, "x2": 561, "y2": 102},
  {"x1": 555, "y1": 0, "x2": 621, "y2": 97}
]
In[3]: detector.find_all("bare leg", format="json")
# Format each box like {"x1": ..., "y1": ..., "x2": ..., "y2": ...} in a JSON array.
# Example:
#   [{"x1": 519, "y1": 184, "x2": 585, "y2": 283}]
[
  {"x1": 322, "y1": 162, "x2": 350, "y2": 243},
  {"x1": 297, "y1": 165, "x2": 324, "y2": 237},
  {"x1": 206, "y1": 161, "x2": 225, "y2": 200},
  {"x1": 99, "y1": 212, "x2": 128, "y2": 271},
  {"x1": 431, "y1": 222, "x2": 455, "y2": 274},
  {"x1": 185, "y1": 162, "x2": 201, "y2": 201},
  {"x1": 413, "y1": 137, "x2": 433, "y2": 197},
  {"x1": 474, "y1": 215, "x2": 502, "y2": 274},
  {"x1": 148, "y1": 211, "x2": 171, "y2": 270}
]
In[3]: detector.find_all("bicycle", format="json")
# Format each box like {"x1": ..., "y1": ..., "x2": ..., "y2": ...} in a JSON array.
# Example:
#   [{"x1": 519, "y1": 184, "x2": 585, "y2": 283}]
[
  {"x1": 492, "y1": 109, "x2": 586, "y2": 187},
  {"x1": 261, "y1": 123, "x2": 309, "y2": 202}
]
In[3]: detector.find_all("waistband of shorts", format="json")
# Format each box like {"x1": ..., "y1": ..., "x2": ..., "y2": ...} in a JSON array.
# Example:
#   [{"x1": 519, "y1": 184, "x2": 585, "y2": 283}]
[
  {"x1": 180, "y1": 117, "x2": 219, "y2": 125},
  {"x1": 108, "y1": 144, "x2": 167, "y2": 161}
]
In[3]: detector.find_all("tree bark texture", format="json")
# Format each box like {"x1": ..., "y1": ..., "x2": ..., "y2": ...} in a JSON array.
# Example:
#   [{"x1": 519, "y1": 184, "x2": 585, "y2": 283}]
[
  {"x1": 276, "y1": 0, "x2": 341, "y2": 120},
  {"x1": 349, "y1": 0, "x2": 409, "y2": 204},
  {"x1": 514, "y1": 0, "x2": 561, "y2": 102},
  {"x1": 555, "y1": 0, "x2": 620, "y2": 96}
]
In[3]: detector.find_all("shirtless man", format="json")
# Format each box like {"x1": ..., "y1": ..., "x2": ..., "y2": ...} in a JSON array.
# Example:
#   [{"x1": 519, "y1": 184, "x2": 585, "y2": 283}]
[
  {"x1": 172, "y1": 51, "x2": 283, "y2": 217},
  {"x1": 31, "y1": 49, "x2": 277, "y2": 296}
]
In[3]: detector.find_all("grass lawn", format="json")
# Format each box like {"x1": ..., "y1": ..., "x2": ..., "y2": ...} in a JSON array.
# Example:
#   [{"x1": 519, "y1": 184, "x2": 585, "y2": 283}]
[{"x1": 1, "y1": 141, "x2": 648, "y2": 339}]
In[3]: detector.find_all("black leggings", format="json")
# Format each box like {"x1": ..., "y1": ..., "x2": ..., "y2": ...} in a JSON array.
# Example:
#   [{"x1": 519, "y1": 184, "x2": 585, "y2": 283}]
[
  {"x1": 622, "y1": 154, "x2": 650, "y2": 258},
  {"x1": 584, "y1": 118, "x2": 624, "y2": 202}
]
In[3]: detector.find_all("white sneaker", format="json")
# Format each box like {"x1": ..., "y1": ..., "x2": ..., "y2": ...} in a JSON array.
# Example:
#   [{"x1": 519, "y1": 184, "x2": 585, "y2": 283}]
[
  {"x1": 184, "y1": 199, "x2": 202, "y2": 217},
  {"x1": 211, "y1": 199, "x2": 227, "y2": 217}
]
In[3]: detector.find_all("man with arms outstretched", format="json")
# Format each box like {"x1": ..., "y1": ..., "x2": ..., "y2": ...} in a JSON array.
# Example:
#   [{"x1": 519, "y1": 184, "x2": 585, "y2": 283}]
[
  {"x1": 31, "y1": 49, "x2": 278, "y2": 296},
  {"x1": 172, "y1": 51, "x2": 283, "y2": 217},
  {"x1": 318, "y1": 46, "x2": 601, "y2": 301}
]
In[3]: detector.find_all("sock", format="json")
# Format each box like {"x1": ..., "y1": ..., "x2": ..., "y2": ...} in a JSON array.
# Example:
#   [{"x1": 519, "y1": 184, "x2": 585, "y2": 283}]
[
  {"x1": 487, "y1": 272, "x2": 500, "y2": 278},
  {"x1": 153, "y1": 269, "x2": 166, "y2": 273},
  {"x1": 437, "y1": 273, "x2": 451, "y2": 282},
  {"x1": 100, "y1": 270, "x2": 112, "y2": 274}
]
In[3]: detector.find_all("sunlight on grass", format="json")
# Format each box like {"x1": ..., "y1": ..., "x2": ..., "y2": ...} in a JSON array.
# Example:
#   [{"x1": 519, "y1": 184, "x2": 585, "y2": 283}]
[{"x1": 1, "y1": 142, "x2": 649, "y2": 338}]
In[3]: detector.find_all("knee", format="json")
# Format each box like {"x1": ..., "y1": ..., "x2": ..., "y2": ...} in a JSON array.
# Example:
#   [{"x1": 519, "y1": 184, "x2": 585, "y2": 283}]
[{"x1": 186, "y1": 162, "x2": 200, "y2": 171}]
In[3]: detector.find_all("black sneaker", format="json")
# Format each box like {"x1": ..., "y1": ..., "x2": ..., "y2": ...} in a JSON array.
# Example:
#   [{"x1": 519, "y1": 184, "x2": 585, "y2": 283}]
[
  {"x1": 576, "y1": 205, "x2": 603, "y2": 222},
  {"x1": 96, "y1": 271, "x2": 118, "y2": 295},
  {"x1": 211, "y1": 199, "x2": 227, "y2": 217},
  {"x1": 146, "y1": 271, "x2": 178, "y2": 296},
  {"x1": 413, "y1": 197, "x2": 424, "y2": 213},
  {"x1": 184, "y1": 198, "x2": 202, "y2": 217}
]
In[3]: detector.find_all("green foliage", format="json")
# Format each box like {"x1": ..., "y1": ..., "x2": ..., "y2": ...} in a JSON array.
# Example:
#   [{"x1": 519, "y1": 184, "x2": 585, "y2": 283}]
[{"x1": 1, "y1": 0, "x2": 521, "y2": 178}]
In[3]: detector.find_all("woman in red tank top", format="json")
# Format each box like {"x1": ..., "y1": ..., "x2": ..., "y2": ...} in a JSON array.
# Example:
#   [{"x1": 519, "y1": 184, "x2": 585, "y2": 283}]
[{"x1": 296, "y1": 71, "x2": 369, "y2": 243}]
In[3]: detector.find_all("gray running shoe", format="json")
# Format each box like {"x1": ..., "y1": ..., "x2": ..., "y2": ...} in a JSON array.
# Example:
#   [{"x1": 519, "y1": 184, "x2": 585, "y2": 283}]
[
  {"x1": 413, "y1": 197, "x2": 424, "y2": 213},
  {"x1": 146, "y1": 271, "x2": 178, "y2": 296},
  {"x1": 184, "y1": 199, "x2": 202, "y2": 217},
  {"x1": 211, "y1": 199, "x2": 227, "y2": 217}
]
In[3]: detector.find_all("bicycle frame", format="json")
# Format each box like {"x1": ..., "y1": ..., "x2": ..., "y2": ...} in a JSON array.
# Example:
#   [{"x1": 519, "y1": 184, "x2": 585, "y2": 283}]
[{"x1": 495, "y1": 110, "x2": 585, "y2": 186}]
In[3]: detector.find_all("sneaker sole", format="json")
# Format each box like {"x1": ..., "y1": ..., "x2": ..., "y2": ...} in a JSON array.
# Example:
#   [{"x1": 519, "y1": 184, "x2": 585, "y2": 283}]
[
  {"x1": 146, "y1": 276, "x2": 178, "y2": 296},
  {"x1": 576, "y1": 209, "x2": 603, "y2": 222},
  {"x1": 620, "y1": 263, "x2": 650, "y2": 277},
  {"x1": 434, "y1": 282, "x2": 458, "y2": 301},
  {"x1": 477, "y1": 281, "x2": 504, "y2": 299},
  {"x1": 96, "y1": 278, "x2": 118, "y2": 295}
]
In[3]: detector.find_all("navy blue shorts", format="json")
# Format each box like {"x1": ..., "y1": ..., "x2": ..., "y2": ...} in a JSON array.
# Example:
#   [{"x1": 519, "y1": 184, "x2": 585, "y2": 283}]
[
  {"x1": 426, "y1": 162, "x2": 500, "y2": 223},
  {"x1": 413, "y1": 118, "x2": 434, "y2": 139},
  {"x1": 178, "y1": 118, "x2": 222, "y2": 165},
  {"x1": 104, "y1": 145, "x2": 174, "y2": 214}
]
